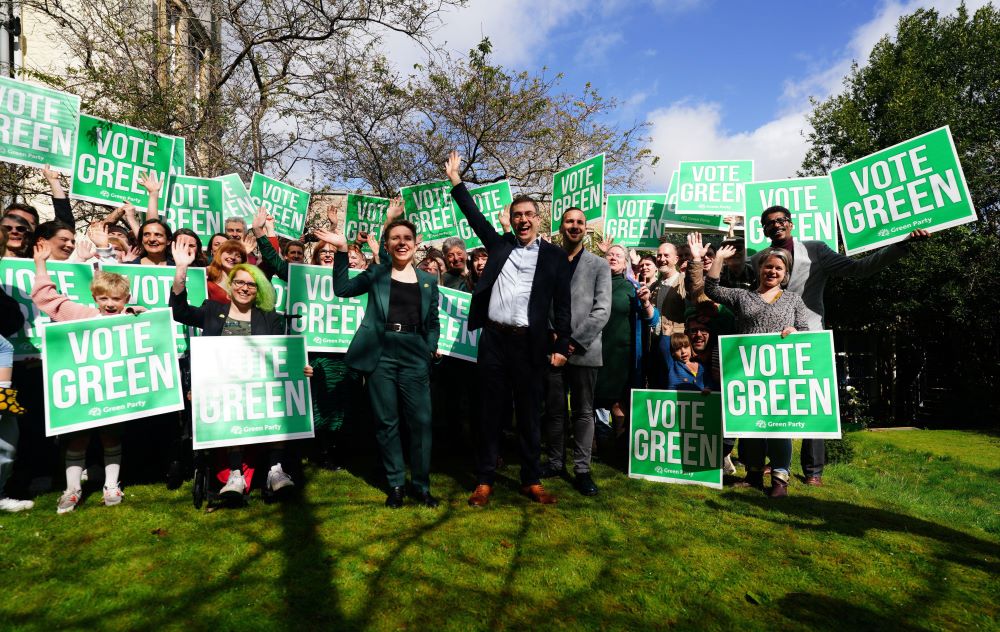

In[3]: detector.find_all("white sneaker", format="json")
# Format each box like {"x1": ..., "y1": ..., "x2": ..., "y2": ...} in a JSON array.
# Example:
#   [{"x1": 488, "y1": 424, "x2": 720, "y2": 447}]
[
  {"x1": 220, "y1": 470, "x2": 246, "y2": 499},
  {"x1": 57, "y1": 489, "x2": 82, "y2": 514},
  {"x1": 102, "y1": 484, "x2": 124, "y2": 506},
  {"x1": 0, "y1": 497, "x2": 34, "y2": 512},
  {"x1": 723, "y1": 454, "x2": 737, "y2": 476},
  {"x1": 266, "y1": 465, "x2": 295, "y2": 493}
]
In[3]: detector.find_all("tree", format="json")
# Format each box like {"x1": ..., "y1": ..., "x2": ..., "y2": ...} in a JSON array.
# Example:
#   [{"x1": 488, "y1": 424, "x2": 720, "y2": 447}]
[{"x1": 800, "y1": 3, "x2": 1000, "y2": 423}]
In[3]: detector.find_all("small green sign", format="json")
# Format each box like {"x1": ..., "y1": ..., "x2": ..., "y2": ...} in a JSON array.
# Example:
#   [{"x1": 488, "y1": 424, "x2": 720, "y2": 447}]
[
  {"x1": 454, "y1": 181, "x2": 513, "y2": 249},
  {"x1": 719, "y1": 330, "x2": 841, "y2": 438},
  {"x1": 164, "y1": 175, "x2": 223, "y2": 249},
  {"x1": 344, "y1": 193, "x2": 389, "y2": 251},
  {"x1": 190, "y1": 335, "x2": 314, "y2": 449},
  {"x1": 551, "y1": 153, "x2": 605, "y2": 227},
  {"x1": 0, "y1": 77, "x2": 80, "y2": 173},
  {"x1": 676, "y1": 160, "x2": 753, "y2": 215},
  {"x1": 286, "y1": 264, "x2": 367, "y2": 352},
  {"x1": 216, "y1": 174, "x2": 257, "y2": 224},
  {"x1": 662, "y1": 170, "x2": 728, "y2": 231},
  {"x1": 249, "y1": 172, "x2": 310, "y2": 240},
  {"x1": 604, "y1": 193, "x2": 669, "y2": 248},
  {"x1": 101, "y1": 264, "x2": 207, "y2": 355},
  {"x1": 170, "y1": 136, "x2": 185, "y2": 176},
  {"x1": 629, "y1": 389, "x2": 723, "y2": 489},
  {"x1": 400, "y1": 180, "x2": 457, "y2": 243},
  {"x1": 42, "y1": 309, "x2": 184, "y2": 436},
  {"x1": 0, "y1": 259, "x2": 95, "y2": 359},
  {"x1": 744, "y1": 177, "x2": 837, "y2": 255},
  {"x1": 272, "y1": 277, "x2": 288, "y2": 314},
  {"x1": 70, "y1": 114, "x2": 174, "y2": 211},
  {"x1": 437, "y1": 287, "x2": 478, "y2": 362},
  {"x1": 830, "y1": 126, "x2": 976, "y2": 256}
]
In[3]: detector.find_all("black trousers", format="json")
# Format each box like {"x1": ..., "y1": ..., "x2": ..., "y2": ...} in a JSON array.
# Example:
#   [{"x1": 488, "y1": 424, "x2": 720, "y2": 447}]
[{"x1": 476, "y1": 328, "x2": 544, "y2": 486}]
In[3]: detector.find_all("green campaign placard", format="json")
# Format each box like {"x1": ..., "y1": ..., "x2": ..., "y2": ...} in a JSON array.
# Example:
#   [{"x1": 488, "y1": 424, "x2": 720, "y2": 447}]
[
  {"x1": 272, "y1": 277, "x2": 288, "y2": 315},
  {"x1": 0, "y1": 259, "x2": 95, "y2": 359},
  {"x1": 249, "y1": 172, "x2": 310, "y2": 240},
  {"x1": 165, "y1": 175, "x2": 223, "y2": 249},
  {"x1": 744, "y1": 177, "x2": 837, "y2": 255},
  {"x1": 0, "y1": 77, "x2": 80, "y2": 173},
  {"x1": 676, "y1": 160, "x2": 753, "y2": 215},
  {"x1": 344, "y1": 193, "x2": 389, "y2": 252},
  {"x1": 286, "y1": 264, "x2": 366, "y2": 352},
  {"x1": 171, "y1": 136, "x2": 186, "y2": 176},
  {"x1": 437, "y1": 287, "x2": 478, "y2": 362},
  {"x1": 42, "y1": 309, "x2": 184, "y2": 436},
  {"x1": 216, "y1": 173, "x2": 257, "y2": 224},
  {"x1": 830, "y1": 126, "x2": 976, "y2": 256},
  {"x1": 190, "y1": 335, "x2": 314, "y2": 449},
  {"x1": 551, "y1": 153, "x2": 605, "y2": 227},
  {"x1": 70, "y1": 114, "x2": 174, "y2": 210},
  {"x1": 400, "y1": 180, "x2": 457, "y2": 243},
  {"x1": 454, "y1": 181, "x2": 513, "y2": 249},
  {"x1": 101, "y1": 264, "x2": 207, "y2": 355},
  {"x1": 662, "y1": 170, "x2": 728, "y2": 231},
  {"x1": 719, "y1": 330, "x2": 841, "y2": 439},
  {"x1": 604, "y1": 193, "x2": 669, "y2": 248},
  {"x1": 629, "y1": 389, "x2": 723, "y2": 489}
]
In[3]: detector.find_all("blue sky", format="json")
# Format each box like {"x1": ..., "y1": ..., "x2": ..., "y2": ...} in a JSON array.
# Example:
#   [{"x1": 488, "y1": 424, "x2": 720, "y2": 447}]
[{"x1": 387, "y1": 0, "x2": 988, "y2": 190}]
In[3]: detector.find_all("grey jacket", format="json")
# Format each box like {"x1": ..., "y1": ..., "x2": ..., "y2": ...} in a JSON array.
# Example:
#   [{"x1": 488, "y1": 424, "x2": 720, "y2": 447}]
[
  {"x1": 565, "y1": 250, "x2": 612, "y2": 367},
  {"x1": 752, "y1": 239, "x2": 905, "y2": 331}
]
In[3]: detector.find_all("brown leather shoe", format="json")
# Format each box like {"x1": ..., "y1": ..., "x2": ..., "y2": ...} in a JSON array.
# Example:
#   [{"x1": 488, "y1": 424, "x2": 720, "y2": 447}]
[
  {"x1": 805, "y1": 475, "x2": 823, "y2": 487},
  {"x1": 468, "y1": 484, "x2": 493, "y2": 507},
  {"x1": 520, "y1": 483, "x2": 557, "y2": 504}
]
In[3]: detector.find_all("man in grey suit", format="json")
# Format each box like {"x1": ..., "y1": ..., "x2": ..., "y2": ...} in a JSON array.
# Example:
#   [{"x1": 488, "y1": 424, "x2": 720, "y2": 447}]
[
  {"x1": 753, "y1": 205, "x2": 927, "y2": 485},
  {"x1": 542, "y1": 207, "x2": 612, "y2": 495}
]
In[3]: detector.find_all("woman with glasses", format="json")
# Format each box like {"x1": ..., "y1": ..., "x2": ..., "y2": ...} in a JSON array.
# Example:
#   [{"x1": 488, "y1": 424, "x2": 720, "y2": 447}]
[{"x1": 0, "y1": 215, "x2": 33, "y2": 258}]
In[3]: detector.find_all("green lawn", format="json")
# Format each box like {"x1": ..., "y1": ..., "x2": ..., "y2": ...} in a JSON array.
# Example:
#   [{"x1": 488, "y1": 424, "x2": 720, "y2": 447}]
[{"x1": 1, "y1": 429, "x2": 997, "y2": 631}]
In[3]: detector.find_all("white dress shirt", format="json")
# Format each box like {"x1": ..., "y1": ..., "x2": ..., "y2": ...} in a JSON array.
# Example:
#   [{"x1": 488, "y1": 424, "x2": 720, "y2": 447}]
[{"x1": 488, "y1": 238, "x2": 539, "y2": 326}]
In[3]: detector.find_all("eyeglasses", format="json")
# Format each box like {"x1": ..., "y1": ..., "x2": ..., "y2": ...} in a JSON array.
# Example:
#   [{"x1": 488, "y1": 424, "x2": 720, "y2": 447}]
[
  {"x1": 763, "y1": 217, "x2": 791, "y2": 228},
  {"x1": 511, "y1": 212, "x2": 536, "y2": 220},
  {"x1": 1, "y1": 224, "x2": 29, "y2": 234},
  {"x1": 685, "y1": 328, "x2": 709, "y2": 336},
  {"x1": 231, "y1": 279, "x2": 257, "y2": 290}
]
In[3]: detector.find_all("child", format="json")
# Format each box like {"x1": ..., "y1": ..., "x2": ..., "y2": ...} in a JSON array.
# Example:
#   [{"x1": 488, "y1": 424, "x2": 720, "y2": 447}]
[
  {"x1": 31, "y1": 242, "x2": 143, "y2": 513},
  {"x1": 664, "y1": 333, "x2": 708, "y2": 392}
]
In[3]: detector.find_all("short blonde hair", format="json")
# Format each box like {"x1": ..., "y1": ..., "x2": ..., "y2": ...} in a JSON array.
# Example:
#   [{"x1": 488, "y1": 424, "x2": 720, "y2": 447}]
[
  {"x1": 757, "y1": 247, "x2": 794, "y2": 289},
  {"x1": 91, "y1": 271, "x2": 131, "y2": 298}
]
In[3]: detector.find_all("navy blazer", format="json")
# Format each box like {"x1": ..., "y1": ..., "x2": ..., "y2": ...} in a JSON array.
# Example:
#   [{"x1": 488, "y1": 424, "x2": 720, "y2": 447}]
[
  {"x1": 169, "y1": 288, "x2": 286, "y2": 336},
  {"x1": 450, "y1": 182, "x2": 572, "y2": 364}
]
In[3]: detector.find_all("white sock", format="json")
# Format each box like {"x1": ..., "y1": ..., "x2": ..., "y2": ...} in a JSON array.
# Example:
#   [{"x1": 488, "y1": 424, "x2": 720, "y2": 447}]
[
  {"x1": 65, "y1": 449, "x2": 86, "y2": 492},
  {"x1": 103, "y1": 445, "x2": 122, "y2": 488},
  {"x1": 270, "y1": 463, "x2": 282, "y2": 473},
  {"x1": 0, "y1": 380, "x2": 12, "y2": 388}
]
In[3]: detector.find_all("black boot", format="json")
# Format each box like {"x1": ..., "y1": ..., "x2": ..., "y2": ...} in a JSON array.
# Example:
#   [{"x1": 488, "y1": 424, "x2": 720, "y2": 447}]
[{"x1": 385, "y1": 486, "x2": 405, "y2": 508}]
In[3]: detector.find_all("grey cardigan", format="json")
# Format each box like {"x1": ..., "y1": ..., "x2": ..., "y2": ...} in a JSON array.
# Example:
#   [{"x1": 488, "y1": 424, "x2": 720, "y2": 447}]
[{"x1": 564, "y1": 250, "x2": 613, "y2": 367}]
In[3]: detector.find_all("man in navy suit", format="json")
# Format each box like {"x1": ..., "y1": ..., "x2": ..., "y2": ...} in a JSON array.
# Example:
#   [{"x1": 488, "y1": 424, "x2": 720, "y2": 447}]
[{"x1": 445, "y1": 151, "x2": 573, "y2": 506}]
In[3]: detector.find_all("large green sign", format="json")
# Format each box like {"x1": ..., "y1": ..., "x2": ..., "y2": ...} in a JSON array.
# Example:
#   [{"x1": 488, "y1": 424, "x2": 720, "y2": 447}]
[
  {"x1": 744, "y1": 177, "x2": 837, "y2": 255},
  {"x1": 216, "y1": 173, "x2": 257, "y2": 223},
  {"x1": 604, "y1": 193, "x2": 668, "y2": 248},
  {"x1": 0, "y1": 77, "x2": 80, "y2": 173},
  {"x1": 551, "y1": 153, "x2": 605, "y2": 227},
  {"x1": 830, "y1": 126, "x2": 976, "y2": 256},
  {"x1": 249, "y1": 173, "x2": 310, "y2": 240},
  {"x1": 676, "y1": 160, "x2": 753, "y2": 215},
  {"x1": 437, "y1": 287, "x2": 477, "y2": 362},
  {"x1": 70, "y1": 114, "x2": 174, "y2": 210},
  {"x1": 719, "y1": 330, "x2": 841, "y2": 438},
  {"x1": 101, "y1": 264, "x2": 207, "y2": 355},
  {"x1": 190, "y1": 335, "x2": 314, "y2": 449},
  {"x1": 286, "y1": 264, "x2": 366, "y2": 352},
  {"x1": 164, "y1": 175, "x2": 223, "y2": 249},
  {"x1": 344, "y1": 193, "x2": 389, "y2": 252},
  {"x1": 662, "y1": 170, "x2": 729, "y2": 231},
  {"x1": 629, "y1": 389, "x2": 723, "y2": 489},
  {"x1": 0, "y1": 259, "x2": 95, "y2": 359},
  {"x1": 400, "y1": 180, "x2": 457, "y2": 243},
  {"x1": 454, "y1": 181, "x2": 513, "y2": 249},
  {"x1": 42, "y1": 309, "x2": 184, "y2": 436}
]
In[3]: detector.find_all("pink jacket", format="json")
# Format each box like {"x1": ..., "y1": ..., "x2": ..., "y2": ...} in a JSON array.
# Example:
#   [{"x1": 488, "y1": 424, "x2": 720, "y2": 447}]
[{"x1": 30, "y1": 270, "x2": 143, "y2": 322}]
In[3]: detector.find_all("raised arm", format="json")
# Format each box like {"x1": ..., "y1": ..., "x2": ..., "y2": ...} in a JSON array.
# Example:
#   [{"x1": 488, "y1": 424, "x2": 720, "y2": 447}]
[
  {"x1": 169, "y1": 241, "x2": 210, "y2": 328},
  {"x1": 43, "y1": 165, "x2": 74, "y2": 227},
  {"x1": 446, "y1": 150, "x2": 503, "y2": 250},
  {"x1": 253, "y1": 207, "x2": 289, "y2": 281},
  {"x1": 140, "y1": 172, "x2": 161, "y2": 220}
]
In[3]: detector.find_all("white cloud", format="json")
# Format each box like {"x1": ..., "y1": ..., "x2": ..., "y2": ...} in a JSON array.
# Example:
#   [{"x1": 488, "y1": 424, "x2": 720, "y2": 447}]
[{"x1": 574, "y1": 31, "x2": 624, "y2": 65}]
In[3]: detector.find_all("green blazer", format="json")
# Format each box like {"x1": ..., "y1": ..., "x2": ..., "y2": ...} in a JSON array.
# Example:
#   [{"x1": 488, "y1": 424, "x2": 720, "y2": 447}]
[{"x1": 332, "y1": 250, "x2": 440, "y2": 374}]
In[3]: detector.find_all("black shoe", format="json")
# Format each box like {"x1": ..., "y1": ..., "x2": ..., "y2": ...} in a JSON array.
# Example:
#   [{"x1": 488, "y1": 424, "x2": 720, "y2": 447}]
[
  {"x1": 408, "y1": 488, "x2": 440, "y2": 508},
  {"x1": 539, "y1": 463, "x2": 566, "y2": 479},
  {"x1": 385, "y1": 486, "x2": 405, "y2": 509},
  {"x1": 574, "y1": 472, "x2": 599, "y2": 497}
]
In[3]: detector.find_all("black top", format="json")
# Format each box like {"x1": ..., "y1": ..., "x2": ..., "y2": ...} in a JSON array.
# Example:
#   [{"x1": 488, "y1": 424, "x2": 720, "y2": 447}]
[{"x1": 387, "y1": 278, "x2": 422, "y2": 326}]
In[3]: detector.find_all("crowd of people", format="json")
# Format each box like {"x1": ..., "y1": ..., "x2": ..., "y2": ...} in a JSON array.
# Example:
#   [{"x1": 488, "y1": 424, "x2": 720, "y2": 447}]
[{"x1": 0, "y1": 153, "x2": 928, "y2": 513}]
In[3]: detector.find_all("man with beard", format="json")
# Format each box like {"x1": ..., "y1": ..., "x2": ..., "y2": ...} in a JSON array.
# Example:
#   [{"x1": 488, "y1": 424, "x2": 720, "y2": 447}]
[{"x1": 541, "y1": 208, "x2": 611, "y2": 495}]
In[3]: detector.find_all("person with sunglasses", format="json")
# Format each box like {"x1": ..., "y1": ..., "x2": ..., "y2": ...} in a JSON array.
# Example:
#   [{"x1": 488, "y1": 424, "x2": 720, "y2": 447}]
[{"x1": 0, "y1": 215, "x2": 33, "y2": 258}]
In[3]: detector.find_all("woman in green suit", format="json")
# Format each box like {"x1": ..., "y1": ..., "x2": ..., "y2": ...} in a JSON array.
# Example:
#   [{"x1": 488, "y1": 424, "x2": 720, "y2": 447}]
[{"x1": 315, "y1": 213, "x2": 441, "y2": 508}]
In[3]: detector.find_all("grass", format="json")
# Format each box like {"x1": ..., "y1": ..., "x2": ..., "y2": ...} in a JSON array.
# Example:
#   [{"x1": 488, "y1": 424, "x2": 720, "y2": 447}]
[{"x1": 0, "y1": 429, "x2": 998, "y2": 631}]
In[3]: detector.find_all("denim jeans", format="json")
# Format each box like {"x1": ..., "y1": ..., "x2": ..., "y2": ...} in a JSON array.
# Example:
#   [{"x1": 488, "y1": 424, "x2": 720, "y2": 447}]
[
  {"x1": 0, "y1": 413, "x2": 18, "y2": 496},
  {"x1": 739, "y1": 437, "x2": 792, "y2": 475}
]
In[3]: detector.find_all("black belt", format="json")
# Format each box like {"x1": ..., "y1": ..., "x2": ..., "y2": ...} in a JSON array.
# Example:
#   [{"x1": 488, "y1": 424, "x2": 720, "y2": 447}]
[
  {"x1": 385, "y1": 322, "x2": 421, "y2": 333},
  {"x1": 486, "y1": 320, "x2": 529, "y2": 336}
]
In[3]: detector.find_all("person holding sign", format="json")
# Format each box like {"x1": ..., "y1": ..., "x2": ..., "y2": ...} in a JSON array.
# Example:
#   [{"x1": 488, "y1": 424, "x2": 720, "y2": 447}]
[
  {"x1": 315, "y1": 211, "x2": 441, "y2": 509},
  {"x1": 30, "y1": 243, "x2": 141, "y2": 513},
  {"x1": 170, "y1": 243, "x2": 300, "y2": 503},
  {"x1": 694, "y1": 233, "x2": 809, "y2": 497},
  {"x1": 446, "y1": 151, "x2": 573, "y2": 506}
]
